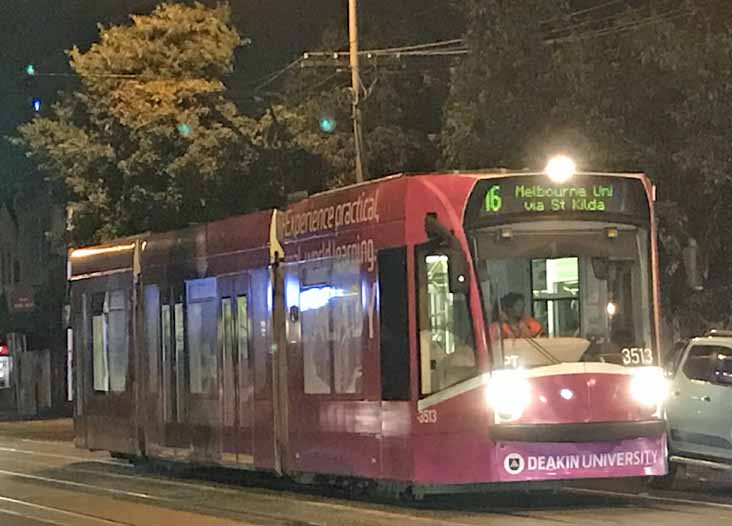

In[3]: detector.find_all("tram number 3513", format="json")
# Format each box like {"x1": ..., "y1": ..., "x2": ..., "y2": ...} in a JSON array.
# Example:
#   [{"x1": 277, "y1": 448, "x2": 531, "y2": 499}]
[
  {"x1": 417, "y1": 410, "x2": 438, "y2": 424},
  {"x1": 621, "y1": 347, "x2": 654, "y2": 366}
]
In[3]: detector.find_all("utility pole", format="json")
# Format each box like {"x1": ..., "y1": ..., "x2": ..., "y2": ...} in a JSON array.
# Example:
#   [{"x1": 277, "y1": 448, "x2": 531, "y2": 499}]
[{"x1": 348, "y1": 0, "x2": 366, "y2": 183}]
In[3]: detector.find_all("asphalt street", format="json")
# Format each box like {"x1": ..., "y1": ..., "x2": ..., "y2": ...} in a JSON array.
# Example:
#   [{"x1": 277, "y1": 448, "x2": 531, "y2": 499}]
[{"x1": 0, "y1": 419, "x2": 730, "y2": 525}]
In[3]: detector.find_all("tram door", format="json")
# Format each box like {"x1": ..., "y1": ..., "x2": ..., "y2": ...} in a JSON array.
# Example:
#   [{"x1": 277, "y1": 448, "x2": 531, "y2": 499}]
[{"x1": 219, "y1": 275, "x2": 255, "y2": 465}]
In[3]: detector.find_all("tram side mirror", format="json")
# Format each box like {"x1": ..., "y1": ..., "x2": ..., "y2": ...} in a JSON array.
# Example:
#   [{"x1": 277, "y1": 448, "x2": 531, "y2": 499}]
[
  {"x1": 683, "y1": 239, "x2": 705, "y2": 291},
  {"x1": 591, "y1": 257, "x2": 609, "y2": 280},
  {"x1": 448, "y1": 249, "x2": 471, "y2": 295},
  {"x1": 289, "y1": 305, "x2": 300, "y2": 324}
]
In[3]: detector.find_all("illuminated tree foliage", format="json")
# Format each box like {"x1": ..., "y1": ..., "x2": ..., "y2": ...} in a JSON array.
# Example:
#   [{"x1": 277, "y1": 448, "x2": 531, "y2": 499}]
[{"x1": 14, "y1": 2, "x2": 324, "y2": 244}]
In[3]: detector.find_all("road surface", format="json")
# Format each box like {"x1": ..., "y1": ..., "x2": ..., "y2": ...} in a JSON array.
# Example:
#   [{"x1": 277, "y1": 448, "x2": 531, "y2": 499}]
[{"x1": 0, "y1": 419, "x2": 731, "y2": 525}]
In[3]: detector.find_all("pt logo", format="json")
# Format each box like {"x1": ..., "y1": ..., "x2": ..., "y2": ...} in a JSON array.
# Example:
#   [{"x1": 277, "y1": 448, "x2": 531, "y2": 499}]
[{"x1": 504, "y1": 453, "x2": 525, "y2": 475}]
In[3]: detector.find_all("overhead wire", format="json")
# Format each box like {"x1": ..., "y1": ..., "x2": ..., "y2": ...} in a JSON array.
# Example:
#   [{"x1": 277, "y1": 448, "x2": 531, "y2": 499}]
[
  {"x1": 545, "y1": 9, "x2": 640, "y2": 38},
  {"x1": 540, "y1": 0, "x2": 629, "y2": 25},
  {"x1": 549, "y1": 7, "x2": 692, "y2": 43},
  {"x1": 545, "y1": 1, "x2": 689, "y2": 39},
  {"x1": 248, "y1": 57, "x2": 305, "y2": 93},
  {"x1": 360, "y1": 38, "x2": 466, "y2": 55},
  {"x1": 15, "y1": 3, "x2": 694, "y2": 106}
]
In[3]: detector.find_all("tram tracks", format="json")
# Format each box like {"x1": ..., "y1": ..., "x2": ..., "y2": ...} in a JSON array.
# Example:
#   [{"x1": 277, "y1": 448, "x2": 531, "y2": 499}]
[
  {"x1": 1, "y1": 438, "x2": 732, "y2": 526},
  {"x1": 0, "y1": 444, "x2": 545, "y2": 526}
]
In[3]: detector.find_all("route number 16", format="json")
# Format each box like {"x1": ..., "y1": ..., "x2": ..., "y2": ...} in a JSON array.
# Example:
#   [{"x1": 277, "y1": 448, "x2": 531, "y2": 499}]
[{"x1": 621, "y1": 347, "x2": 654, "y2": 366}]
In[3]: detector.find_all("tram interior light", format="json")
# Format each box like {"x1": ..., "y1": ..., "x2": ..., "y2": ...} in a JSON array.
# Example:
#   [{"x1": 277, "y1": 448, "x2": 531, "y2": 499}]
[
  {"x1": 545, "y1": 155, "x2": 576, "y2": 183},
  {"x1": 630, "y1": 367, "x2": 668, "y2": 408},
  {"x1": 299, "y1": 286, "x2": 351, "y2": 311},
  {"x1": 484, "y1": 369, "x2": 532, "y2": 422}
]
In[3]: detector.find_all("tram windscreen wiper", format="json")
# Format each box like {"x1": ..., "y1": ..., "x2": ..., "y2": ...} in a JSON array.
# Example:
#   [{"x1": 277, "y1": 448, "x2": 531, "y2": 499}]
[{"x1": 517, "y1": 334, "x2": 562, "y2": 365}]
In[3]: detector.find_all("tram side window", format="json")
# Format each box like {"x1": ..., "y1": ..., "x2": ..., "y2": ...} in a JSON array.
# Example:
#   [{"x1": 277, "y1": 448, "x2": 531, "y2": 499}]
[
  {"x1": 379, "y1": 247, "x2": 410, "y2": 401},
  {"x1": 418, "y1": 250, "x2": 476, "y2": 396},
  {"x1": 187, "y1": 278, "x2": 218, "y2": 396},
  {"x1": 302, "y1": 280, "x2": 333, "y2": 395},
  {"x1": 331, "y1": 258, "x2": 363, "y2": 394},
  {"x1": 91, "y1": 293, "x2": 108, "y2": 392},
  {"x1": 301, "y1": 259, "x2": 364, "y2": 395},
  {"x1": 107, "y1": 290, "x2": 129, "y2": 392},
  {"x1": 161, "y1": 301, "x2": 174, "y2": 422},
  {"x1": 144, "y1": 286, "x2": 161, "y2": 394},
  {"x1": 90, "y1": 290, "x2": 129, "y2": 393},
  {"x1": 221, "y1": 297, "x2": 235, "y2": 427},
  {"x1": 174, "y1": 299, "x2": 185, "y2": 418},
  {"x1": 237, "y1": 295, "x2": 249, "y2": 361}
]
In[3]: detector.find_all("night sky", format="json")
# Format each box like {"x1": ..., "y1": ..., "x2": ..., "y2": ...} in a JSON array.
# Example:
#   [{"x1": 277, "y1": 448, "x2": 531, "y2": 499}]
[
  {"x1": 0, "y1": 0, "x2": 346, "y2": 191},
  {"x1": 0, "y1": 0, "x2": 632, "y2": 195}
]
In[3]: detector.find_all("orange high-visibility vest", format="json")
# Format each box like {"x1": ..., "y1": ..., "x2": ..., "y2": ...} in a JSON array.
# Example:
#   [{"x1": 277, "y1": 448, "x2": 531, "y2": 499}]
[{"x1": 489, "y1": 317, "x2": 544, "y2": 340}]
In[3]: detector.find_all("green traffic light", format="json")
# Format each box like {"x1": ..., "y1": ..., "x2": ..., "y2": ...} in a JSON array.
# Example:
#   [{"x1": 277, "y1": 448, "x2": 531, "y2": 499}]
[
  {"x1": 319, "y1": 116, "x2": 336, "y2": 134},
  {"x1": 177, "y1": 123, "x2": 192, "y2": 137},
  {"x1": 25, "y1": 64, "x2": 36, "y2": 76}
]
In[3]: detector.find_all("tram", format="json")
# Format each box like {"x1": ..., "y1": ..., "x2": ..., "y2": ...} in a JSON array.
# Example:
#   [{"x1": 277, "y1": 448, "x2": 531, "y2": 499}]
[{"x1": 68, "y1": 161, "x2": 668, "y2": 495}]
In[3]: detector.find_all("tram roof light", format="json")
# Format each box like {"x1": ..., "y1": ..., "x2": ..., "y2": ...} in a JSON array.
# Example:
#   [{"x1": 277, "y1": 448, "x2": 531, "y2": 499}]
[
  {"x1": 70, "y1": 243, "x2": 136, "y2": 259},
  {"x1": 499, "y1": 228, "x2": 513, "y2": 240},
  {"x1": 545, "y1": 155, "x2": 576, "y2": 183},
  {"x1": 605, "y1": 227, "x2": 619, "y2": 239}
]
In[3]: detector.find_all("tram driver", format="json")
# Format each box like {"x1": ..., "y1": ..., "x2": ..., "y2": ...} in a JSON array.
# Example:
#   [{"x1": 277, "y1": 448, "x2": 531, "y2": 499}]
[{"x1": 489, "y1": 292, "x2": 545, "y2": 341}]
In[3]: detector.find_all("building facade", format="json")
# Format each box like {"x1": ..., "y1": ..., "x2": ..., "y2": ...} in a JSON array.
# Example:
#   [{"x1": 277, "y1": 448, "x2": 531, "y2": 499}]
[{"x1": 0, "y1": 191, "x2": 69, "y2": 417}]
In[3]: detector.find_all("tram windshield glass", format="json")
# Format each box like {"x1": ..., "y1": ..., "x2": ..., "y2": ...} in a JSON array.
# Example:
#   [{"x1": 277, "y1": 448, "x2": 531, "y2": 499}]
[{"x1": 471, "y1": 221, "x2": 654, "y2": 369}]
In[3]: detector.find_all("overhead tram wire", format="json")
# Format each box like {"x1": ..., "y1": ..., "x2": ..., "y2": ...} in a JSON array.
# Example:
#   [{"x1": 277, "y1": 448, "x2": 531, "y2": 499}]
[
  {"x1": 540, "y1": 0, "x2": 629, "y2": 25},
  {"x1": 20, "y1": 6, "x2": 693, "y2": 101},
  {"x1": 359, "y1": 38, "x2": 466, "y2": 55},
  {"x1": 544, "y1": 1, "x2": 690, "y2": 40},
  {"x1": 544, "y1": 9, "x2": 644, "y2": 39},
  {"x1": 247, "y1": 57, "x2": 305, "y2": 93},
  {"x1": 549, "y1": 8, "x2": 692, "y2": 43}
]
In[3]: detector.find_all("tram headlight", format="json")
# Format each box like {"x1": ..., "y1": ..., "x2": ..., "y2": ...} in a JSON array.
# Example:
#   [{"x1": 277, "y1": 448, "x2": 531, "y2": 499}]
[
  {"x1": 630, "y1": 367, "x2": 668, "y2": 408},
  {"x1": 484, "y1": 370, "x2": 532, "y2": 422}
]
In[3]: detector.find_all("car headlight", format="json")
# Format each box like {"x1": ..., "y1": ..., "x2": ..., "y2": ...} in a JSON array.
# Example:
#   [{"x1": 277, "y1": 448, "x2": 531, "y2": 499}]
[
  {"x1": 484, "y1": 369, "x2": 532, "y2": 423},
  {"x1": 630, "y1": 367, "x2": 668, "y2": 408}
]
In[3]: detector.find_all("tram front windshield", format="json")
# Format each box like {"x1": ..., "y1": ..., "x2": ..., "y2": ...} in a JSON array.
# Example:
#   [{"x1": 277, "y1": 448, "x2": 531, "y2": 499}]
[{"x1": 471, "y1": 221, "x2": 653, "y2": 370}]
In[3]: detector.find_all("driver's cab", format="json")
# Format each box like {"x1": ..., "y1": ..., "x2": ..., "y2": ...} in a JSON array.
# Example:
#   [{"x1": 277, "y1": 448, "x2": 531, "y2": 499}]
[{"x1": 476, "y1": 222, "x2": 654, "y2": 371}]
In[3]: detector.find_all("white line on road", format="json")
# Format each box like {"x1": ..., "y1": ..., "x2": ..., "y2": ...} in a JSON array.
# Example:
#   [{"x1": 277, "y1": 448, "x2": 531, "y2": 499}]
[
  {"x1": 0, "y1": 508, "x2": 66, "y2": 526},
  {"x1": 0, "y1": 446, "x2": 126, "y2": 465},
  {"x1": 0, "y1": 495, "x2": 131, "y2": 525},
  {"x1": 0, "y1": 468, "x2": 159, "y2": 500}
]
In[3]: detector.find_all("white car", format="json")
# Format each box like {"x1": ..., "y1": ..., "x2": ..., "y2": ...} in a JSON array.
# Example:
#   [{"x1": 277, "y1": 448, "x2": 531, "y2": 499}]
[{"x1": 662, "y1": 330, "x2": 732, "y2": 485}]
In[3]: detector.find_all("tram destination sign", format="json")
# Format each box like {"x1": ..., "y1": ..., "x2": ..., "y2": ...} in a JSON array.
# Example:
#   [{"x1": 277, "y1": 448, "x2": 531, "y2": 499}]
[{"x1": 466, "y1": 175, "x2": 650, "y2": 224}]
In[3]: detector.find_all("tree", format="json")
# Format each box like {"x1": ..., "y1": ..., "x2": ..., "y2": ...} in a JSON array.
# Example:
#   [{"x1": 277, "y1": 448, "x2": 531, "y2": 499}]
[
  {"x1": 13, "y1": 2, "x2": 325, "y2": 245},
  {"x1": 268, "y1": 1, "x2": 464, "y2": 185},
  {"x1": 441, "y1": 0, "x2": 573, "y2": 169},
  {"x1": 441, "y1": 0, "x2": 732, "y2": 337}
]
